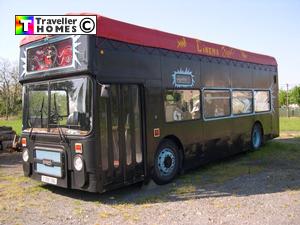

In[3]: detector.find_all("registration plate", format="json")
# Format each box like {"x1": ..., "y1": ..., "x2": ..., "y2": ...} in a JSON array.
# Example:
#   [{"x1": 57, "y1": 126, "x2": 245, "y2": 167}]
[{"x1": 41, "y1": 175, "x2": 57, "y2": 185}]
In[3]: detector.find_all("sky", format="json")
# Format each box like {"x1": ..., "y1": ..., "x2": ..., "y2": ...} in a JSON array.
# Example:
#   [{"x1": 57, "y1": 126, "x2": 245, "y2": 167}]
[{"x1": 0, "y1": 0, "x2": 299, "y2": 86}]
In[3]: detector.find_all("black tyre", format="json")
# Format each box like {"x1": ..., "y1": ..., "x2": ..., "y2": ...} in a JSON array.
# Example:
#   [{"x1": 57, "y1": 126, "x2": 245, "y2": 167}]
[
  {"x1": 152, "y1": 140, "x2": 180, "y2": 185},
  {"x1": 251, "y1": 123, "x2": 263, "y2": 150}
]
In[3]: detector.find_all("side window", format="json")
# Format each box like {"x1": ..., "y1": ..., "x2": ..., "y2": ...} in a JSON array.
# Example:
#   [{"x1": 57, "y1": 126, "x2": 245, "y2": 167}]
[
  {"x1": 232, "y1": 90, "x2": 253, "y2": 115},
  {"x1": 254, "y1": 90, "x2": 270, "y2": 112},
  {"x1": 204, "y1": 90, "x2": 230, "y2": 118},
  {"x1": 164, "y1": 90, "x2": 200, "y2": 122}
]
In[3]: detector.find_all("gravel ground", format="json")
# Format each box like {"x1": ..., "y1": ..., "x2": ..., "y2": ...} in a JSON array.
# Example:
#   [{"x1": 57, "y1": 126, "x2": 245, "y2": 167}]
[{"x1": 0, "y1": 136, "x2": 300, "y2": 225}]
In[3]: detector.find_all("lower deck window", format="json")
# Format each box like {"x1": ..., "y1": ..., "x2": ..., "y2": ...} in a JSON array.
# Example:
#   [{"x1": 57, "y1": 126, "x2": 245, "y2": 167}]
[
  {"x1": 232, "y1": 90, "x2": 253, "y2": 115},
  {"x1": 204, "y1": 90, "x2": 230, "y2": 118},
  {"x1": 165, "y1": 90, "x2": 200, "y2": 122},
  {"x1": 254, "y1": 90, "x2": 270, "y2": 112}
]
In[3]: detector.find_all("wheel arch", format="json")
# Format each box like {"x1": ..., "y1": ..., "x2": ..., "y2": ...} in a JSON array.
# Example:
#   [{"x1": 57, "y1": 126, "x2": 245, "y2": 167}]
[
  {"x1": 253, "y1": 120, "x2": 264, "y2": 136},
  {"x1": 251, "y1": 120, "x2": 265, "y2": 149}
]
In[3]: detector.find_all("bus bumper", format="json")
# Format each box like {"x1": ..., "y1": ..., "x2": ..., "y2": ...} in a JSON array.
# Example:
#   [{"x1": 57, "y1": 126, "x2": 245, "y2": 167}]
[{"x1": 22, "y1": 151, "x2": 99, "y2": 193}]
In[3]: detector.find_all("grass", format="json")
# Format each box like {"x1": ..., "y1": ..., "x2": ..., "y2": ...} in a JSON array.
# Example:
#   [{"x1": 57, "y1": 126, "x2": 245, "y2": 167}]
[
  {"x1": 0, "y1": 172, "x2": 46, "y2": 221},
  {"x1": 0, "y1": 174, "x2": 45, "y2": 200},
  {"x1": 280, "y1": 117, "x2": 300, "y2": 131},
  {"x1": 0, "y1": 118, "x2": 22, "y2": 135},
  {"x1": 0, "y1": 170, "x2": 48, "y2": 224}
]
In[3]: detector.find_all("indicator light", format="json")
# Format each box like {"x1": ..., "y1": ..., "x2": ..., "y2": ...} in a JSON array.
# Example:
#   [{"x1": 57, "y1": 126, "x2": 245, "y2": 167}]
[
  {"x1": 21, "y1": 137, "x2": 27, "y2": 147},
  {"x1": 154, "y1": 128, "x2": 160, "y2": 138},
  {"x1": 74, "y1": 143, "x2": 83, "y2": 154}
]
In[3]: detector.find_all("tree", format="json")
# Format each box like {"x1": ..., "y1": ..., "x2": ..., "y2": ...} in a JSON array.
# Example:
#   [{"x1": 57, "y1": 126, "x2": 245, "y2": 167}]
[
  {"x1": 278, "y1": 86, "x2": 300, "y2": 107},
  {"x1": 279, "y1": 89, "x2": 287, "y2": 107},
  {"x1": 290, "y1": 86, "x2": 300, "y2": 106},
  {"x1": 0, "y1": 58, "x2": 22, "y2": 119}
]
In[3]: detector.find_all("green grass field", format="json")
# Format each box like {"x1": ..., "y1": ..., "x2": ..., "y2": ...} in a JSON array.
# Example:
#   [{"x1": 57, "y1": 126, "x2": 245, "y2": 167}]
[
  {"x1": 0, "y1": 118, "x2": 22, "y2": 135},
  {"x1": 280, "y1": 117, "x2": 300, "y2": 131},
  {"x1": 0, "y1": 117, "x2": 299, "y2": 136}
]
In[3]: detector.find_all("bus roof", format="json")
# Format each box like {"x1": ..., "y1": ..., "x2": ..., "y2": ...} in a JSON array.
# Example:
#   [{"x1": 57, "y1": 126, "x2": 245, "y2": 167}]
[{"x1": 20, "y1": 13, "x2": 277, "y2": 66}]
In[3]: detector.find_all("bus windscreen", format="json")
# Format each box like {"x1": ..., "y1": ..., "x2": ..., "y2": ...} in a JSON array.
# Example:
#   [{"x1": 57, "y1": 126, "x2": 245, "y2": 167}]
[{"x1": 23, "y1": 77, "x2": 92, "y2": 135}]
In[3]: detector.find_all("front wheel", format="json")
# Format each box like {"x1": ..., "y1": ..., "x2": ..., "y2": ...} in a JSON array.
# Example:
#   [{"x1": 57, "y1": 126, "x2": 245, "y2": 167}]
[
  {"x1": 251, "y1": 124, "x2": 263, "y2": 150},
  {"x1": 152, "y1": 140, "x2": 180, "y2": 185}
]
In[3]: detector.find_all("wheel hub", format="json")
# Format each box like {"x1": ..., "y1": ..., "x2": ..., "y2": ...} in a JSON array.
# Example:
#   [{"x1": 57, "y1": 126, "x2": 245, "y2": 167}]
[
  {"x1": 157, "y1": 148, "x2": 175, "y2": 176},
  {"x1": 164, "y1": 156, "x2": 172, "y2": 168}
]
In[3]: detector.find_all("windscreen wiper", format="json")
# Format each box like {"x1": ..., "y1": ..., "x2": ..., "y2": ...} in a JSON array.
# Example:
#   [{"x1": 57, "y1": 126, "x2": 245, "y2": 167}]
[
  {"x1": 57, "y1": 120, "x2": 67, "y2": 144},
  {"x1": 52, "y1": 93, "x2": 68, "y2": 144}
]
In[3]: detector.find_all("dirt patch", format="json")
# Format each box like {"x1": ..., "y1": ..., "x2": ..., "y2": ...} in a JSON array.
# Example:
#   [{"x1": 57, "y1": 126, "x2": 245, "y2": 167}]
[{"x1": 274, "y1": 131, "x2": 300, "y2": 144}]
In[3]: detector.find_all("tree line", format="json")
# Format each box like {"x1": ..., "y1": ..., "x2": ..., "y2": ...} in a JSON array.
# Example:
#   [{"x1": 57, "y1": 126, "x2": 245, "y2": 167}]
[
  {"x1": 279, "y1": 86, "x2": 300, "y2": 107},
  {"x1": 0, "y1": 58, "x2": 22, "y2": 120}
]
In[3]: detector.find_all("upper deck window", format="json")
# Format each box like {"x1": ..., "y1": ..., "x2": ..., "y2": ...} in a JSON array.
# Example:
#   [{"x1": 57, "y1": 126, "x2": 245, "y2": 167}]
[{"x1": 27, "y1": 38, "x2": 73, "y2": 73}]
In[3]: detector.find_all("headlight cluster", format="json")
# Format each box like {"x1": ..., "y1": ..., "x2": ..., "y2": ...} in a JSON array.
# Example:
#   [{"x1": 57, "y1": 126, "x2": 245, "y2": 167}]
[
  {"x1": 23, "y1": 148, "x2": 84, "y2": 172},
  {"x1": 22, "y1": 149, "x2": 29, "y2": 162},
  {"x1": 73, "y1": 155, "x2": 83, "y2": 171}
]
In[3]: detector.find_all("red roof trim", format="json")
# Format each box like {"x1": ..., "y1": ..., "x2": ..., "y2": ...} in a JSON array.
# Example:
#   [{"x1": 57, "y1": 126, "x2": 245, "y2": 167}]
[{"x1": 20, "y1": 14, "x2": 277, "y2": 66}]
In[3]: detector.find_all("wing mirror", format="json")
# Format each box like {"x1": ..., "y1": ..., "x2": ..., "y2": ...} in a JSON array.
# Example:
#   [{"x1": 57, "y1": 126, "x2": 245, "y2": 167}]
[{"x1": 100, "y1": 85, "x2": 110, "y2": 98}]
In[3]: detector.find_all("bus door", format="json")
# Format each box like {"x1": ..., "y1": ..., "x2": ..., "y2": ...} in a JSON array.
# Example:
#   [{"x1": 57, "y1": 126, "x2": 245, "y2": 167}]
[{"x1": 99, "y1": 84, "x2": 144, "y2": 185}]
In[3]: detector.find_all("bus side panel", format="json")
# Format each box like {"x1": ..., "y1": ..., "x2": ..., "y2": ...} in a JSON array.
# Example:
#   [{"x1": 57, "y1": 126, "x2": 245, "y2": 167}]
[
  {"x1": 253, "y1": 66, "x2": 272, "y2": 89},
  {"x1": 144, "y1": 80, "x2": 164, "y2": 178},
  {"x1": 231, "y1": 62, "x2": 253, "y2": 89},
  {"x1": 253, "y1": 67, "x2": 276, "y2": 137},
  {"x1": 201, "y1": 120, "x2": 232, "y2": 161},
  {"x1": 94, "y1": 38, "x2": 161, "y2": 83},
  {"x1": 94, "y1": 38, "x2": 164, "y2": 182},
  {"x1": 230, "y1": 116, "x2": 254, "y2": 153},
  {"x1": 161, "y1": 54, "x2": 202, "y2": 88},
  {"x1": 200, "y1": 58, "x2": 231, "y2": 88},
  {"x1": 159, "y1": 54, "x2": 205, "y2": 168},
  {"x1": 230, "y1": 63, "x2": 254, "y2": 154},
  {"x1": 272, "y1": 70, "x2": 280, "y2": 138},
  {"x1": 200, "y1": 59, "x2": 233, "y2": 162}
]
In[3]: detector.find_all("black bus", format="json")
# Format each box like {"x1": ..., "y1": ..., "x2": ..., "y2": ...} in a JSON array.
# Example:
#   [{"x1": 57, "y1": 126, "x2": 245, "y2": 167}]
[{"x1": 19, "y1": 14, "x2": 279, "y2": 193}]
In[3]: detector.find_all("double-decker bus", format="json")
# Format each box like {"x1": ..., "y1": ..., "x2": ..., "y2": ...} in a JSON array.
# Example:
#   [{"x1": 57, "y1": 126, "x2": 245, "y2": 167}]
[{"x1": 19, "y1": 14, "x2": 279, "y2": 193}]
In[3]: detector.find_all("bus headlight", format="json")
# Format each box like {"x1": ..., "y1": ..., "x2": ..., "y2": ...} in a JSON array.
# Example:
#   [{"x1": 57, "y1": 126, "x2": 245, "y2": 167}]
[
  {"x1": 73, "y1": 155, "x2": 83, "y2": 171},
  {"x1": 22, "y1": 149, "x2": 29, "y2": 162}
]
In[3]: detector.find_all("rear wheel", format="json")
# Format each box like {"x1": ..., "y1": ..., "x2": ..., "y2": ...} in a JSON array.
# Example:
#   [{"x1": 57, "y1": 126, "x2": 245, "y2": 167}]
[
  {"x1": 251, "y1": 123, "x2": 263, "y2": 150},
  {"x1": 152, "y1": 140, "x2": 180, "y2": 185}
]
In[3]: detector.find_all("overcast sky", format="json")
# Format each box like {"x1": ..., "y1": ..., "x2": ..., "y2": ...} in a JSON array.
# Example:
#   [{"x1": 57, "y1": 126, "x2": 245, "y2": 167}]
[{"x1": 0, "y1": 0, "x2": 299, "y2": 86}]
